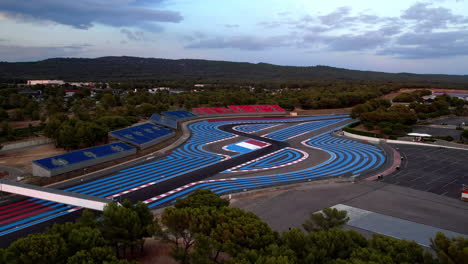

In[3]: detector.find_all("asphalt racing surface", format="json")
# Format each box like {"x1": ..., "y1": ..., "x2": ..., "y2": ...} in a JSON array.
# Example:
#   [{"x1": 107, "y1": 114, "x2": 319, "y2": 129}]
[{"x1": 0, "y1": 114, "x2": 389, "y2": 247}]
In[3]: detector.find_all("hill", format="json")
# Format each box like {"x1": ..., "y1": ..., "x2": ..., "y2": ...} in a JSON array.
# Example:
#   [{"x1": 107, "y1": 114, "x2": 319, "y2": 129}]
[{"x1": 1, "y1": 56, "x2": 468, "y2": 83}]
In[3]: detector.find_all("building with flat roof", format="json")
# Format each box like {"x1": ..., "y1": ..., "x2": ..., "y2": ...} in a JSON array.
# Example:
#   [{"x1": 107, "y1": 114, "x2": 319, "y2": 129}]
[{"x1": 27, "y1": 80, "x2": 65, "y2": 85}]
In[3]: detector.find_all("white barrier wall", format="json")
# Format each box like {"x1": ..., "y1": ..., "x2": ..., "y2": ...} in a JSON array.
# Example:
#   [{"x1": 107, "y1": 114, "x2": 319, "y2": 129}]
[
  {"x1": 343, "y1": 131, "x2": 381, "y2": 143},
  {"x1": 344, "y1": 131, "x2": 468, "y2": 151},
  {"x1": 0, "y1": 180, "x2": 109, "y2": 211},
  {"x1": 1, "y1": 138, "x2": 53, "y2": 152}
]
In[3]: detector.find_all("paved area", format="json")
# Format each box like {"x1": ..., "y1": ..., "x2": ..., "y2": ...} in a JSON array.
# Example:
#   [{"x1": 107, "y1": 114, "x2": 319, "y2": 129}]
[
  {"x1": 412, "y1": 126, "x2": 463, "y2": 139},
  {"x1": 209, "y1": 119, "x2": 353, "y2": 179},
  {"x1": 384, "y1": 144, "x2": 468, "y2": 198},
  {"x1": 430, "y1": 116, "x2": 468, "y2": 126},
  {"x1": 231, "y1": 181, "x2": 468, "y2": 237},
  {"x1": 202, "y1": 135, "x2": 249, "y2": 157},
  {"x1": 332, "y1": 204, "x2": 467, "y2": 247}
]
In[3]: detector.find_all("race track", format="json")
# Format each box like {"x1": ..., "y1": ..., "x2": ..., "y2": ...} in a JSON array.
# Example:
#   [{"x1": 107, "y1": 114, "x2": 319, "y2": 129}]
[{"x1": 0, "y1": 114, "x2": 388, "y2": 247}]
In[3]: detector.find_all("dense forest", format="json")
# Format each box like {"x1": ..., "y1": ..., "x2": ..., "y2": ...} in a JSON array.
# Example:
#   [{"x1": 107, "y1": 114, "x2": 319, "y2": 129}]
[
  {"x1": 1, "y1": 56, "x2": 468, "y2": 84},
  {"x1": 1, "y1": 190, "x2": 467, "y2": 264}
]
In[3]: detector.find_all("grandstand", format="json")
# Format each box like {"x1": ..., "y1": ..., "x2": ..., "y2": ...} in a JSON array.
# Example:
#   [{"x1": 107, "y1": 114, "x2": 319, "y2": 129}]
[
  {"x1": 149, "y1": 113, "x2": 178, "y2": 129},
  {"x1": 193, "y1": 105, "x2": 286, "y2": 116},
  {"x1": 228, "y1": 105, "x2": 285, "y2": 114},
  {"x1": 109, "y1": 122, "x2": 175, "y2": 149},
  {"x1": 193, "y1": 107, "x2": 234, "y2": 115},
  {"x1": 32, "y1": 142, "x2": 136, "y2": 177},
  {"x1": 162, "y1": 110, "x2": 197, "y2": 121}
]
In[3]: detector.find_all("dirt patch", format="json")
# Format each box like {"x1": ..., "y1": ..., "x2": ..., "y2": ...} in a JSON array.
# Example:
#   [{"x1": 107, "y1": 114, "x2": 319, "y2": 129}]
[
  {"x1": 0, "y1": 144, "x2": 66, "y2": 174},
  {"x1": 9, "y1": 120, "x2": 42, "y2": 129},
  {"x1": 380, "y1": 90, "x2": 406, "y2": 100},
  {"x1": 137, "y1": 239, "x2": 177, "y2": 264},
  {"x1": 2, "y1": 135, "x2": 49, "y2": 146},
  {"x1": 352, "y1": 124, "x2": 381, "y2": 134},
  {"x1": 430, "y1": 89, "x2": 468, "y2": 94},
  {"x1": 378, "y1": 88, "x2": 468, "y2": 102}
]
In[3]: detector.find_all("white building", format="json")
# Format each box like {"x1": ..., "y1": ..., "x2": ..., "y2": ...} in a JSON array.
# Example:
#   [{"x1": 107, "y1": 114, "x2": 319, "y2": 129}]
[
  {"x1": 27, "y1": 80, "x2": 65, "y2": 85},
  {"x1": 69, "y1": 82, "x2": 95, "y2": 87},
  {"x1": 148, "y1": 87, "x2": 170, "y2": 94},
  {"x1": 64, "y1": 90, "x2": 81, "y2": 97}
]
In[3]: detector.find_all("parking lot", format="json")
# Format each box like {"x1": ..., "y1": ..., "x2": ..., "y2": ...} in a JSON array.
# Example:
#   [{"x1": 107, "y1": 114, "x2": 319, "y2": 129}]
[
  {"x1": 412, "y1": 126, "x2": 463, "y2": 139},
  {"x1": 431, "y1": 116, "x2": 467, "y2": 126},
  {"x1": 384, "y1": 144, "x2": 468, "y2": 198}
]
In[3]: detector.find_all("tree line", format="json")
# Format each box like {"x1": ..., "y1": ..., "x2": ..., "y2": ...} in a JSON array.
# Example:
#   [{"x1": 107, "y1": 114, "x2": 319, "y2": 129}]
[
  {"x1": 3, "y1": 57, "x2": 468, "y2": 85},
  {"x1": 351, "y1": 91, "x2": 468, "y2": 136}
]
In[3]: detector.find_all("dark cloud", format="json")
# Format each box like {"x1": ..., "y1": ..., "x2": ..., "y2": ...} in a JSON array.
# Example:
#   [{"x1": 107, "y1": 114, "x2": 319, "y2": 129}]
[
  {"x1": 0, "y1": 0, "x2": 182, "y2": 31},
  {"x1": 254, "y1": 3, "x2": 468, "y2": 59},
  {"x1": 380, "y1": 25, "x2": 403, "y2": 36},
  {"x1": 401, "y1": 3, "x2": 468, "y2": 31},
  {"x1": 0, "y1": 44, "x2": 90, "y2": 62},
  {"x1": 303, "y1": 31, "x2": 389, "y2": 51},
  {"x1": 380, "y1": 30, "x2": 468, "y2": 58},
  {"x1": 303, "y1": 25, "x2": 330, "y2": 33},
  {"x1": 257, "y1": 21, "x2": 283, "y2": 29},
  {"x1": 379, "y1": 45, "x2": 468, "y2": 59},
  {"x1": 260, "y1": 6, "x2": 391, "y2": 32},
  {"x1": 318, "y1": 7, "x2": 354, "y2": 26},
  {"x1": 185, "y1": 35, "x2": 290, "y2": 51},
  {"x1": 120, "y1": 28, "x2": 150, "y2": 41}
]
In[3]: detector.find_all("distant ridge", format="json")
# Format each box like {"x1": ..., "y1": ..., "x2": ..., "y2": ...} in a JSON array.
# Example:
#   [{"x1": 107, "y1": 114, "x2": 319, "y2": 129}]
[{"x1": 0, "y1": 56, "x2": 467, "y2": 83}]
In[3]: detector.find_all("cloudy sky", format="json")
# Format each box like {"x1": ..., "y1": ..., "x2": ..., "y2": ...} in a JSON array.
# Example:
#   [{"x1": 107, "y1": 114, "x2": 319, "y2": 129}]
[{"x1": 0, "y1": 0, "x2": 467, "y2": 74}]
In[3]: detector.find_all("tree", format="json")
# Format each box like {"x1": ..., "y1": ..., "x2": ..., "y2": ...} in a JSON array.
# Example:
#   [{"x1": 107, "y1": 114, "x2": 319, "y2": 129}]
[
  {"x1": 95, "y1": 116, "x2": 131, "y2": 131},
  {"x1": 66, "y1": 247, "x2": 122, "y2": 264},
  {"x1": 67, "y1": 227, "x2": 106, "y2": 252},
  {"x1": 137, "y1": 103, "x2": 157, "y2": 117},
  {"x1": 393, "y1": 92, "x2": 418, "y2": 103},
  {"x1": 101, "y1": 202, "x2": 140, "y2": 257},
  {"x1": 101, "y1": 93, "x2": 117, "y2": 109},
  {"x1": 156, "y1": 190, "x2": 277, "y2": 263},
  {"x1": 368, "y1": 234, "x2": 430, "y2": 264},
  {"x1": 123, "y1": 200, "x2": 155, "y2": 255},
  {"x1": 351, "y1": 103, "x2": 372, "y2": 118},
  {"x1": 462, "y1": 130, "x2": 468, "y2": 141},
  {"x1": 77, "y1": 209, "x2": 98, "y2": 228},
  {"x1": 11, "y1": 108, "x2": 24, "y2": 121},
  {"x1": 232, "y1": 244, "x2": 296, "y2": 264},
  {"x1": 201, "y1": 207, "x2": 279, "y2": 262},
  {"x1": 101, "y1": 200, "x2": 153, "y2": 258},
  {"x1": 57, "y1": 123, "x2": 79, "y2": 149},
  {"x1": 307, "y1": 228, "x2": 368, "y2": 263},
  {"x1": 0, "y1": 108, "x2": 8, "y2": 121},
  {"x1": 302, "y1": 208, "x2": 349, "y2": 232},
  {"x1": 75, "y1": 121, "x2": 107, "y2": 147},
  {"x1": 430, "y1": 232, "x2": 468, "y2": 264},
  {"x1": 159, "y1": 207, "x2": 199, "y2": 263},
  {"x1": 44, "y1": 118, "x2": 63, "y2": 141},
  {"x1": 0, "y1": 121, "x2": 14, "y2": 140},
  {"x1": 4, "y1": 233, "x2": 67, "y2": 264},
  {"x1": 280, "y1": 227, "x2": 367, "y2": 264},
  {"x1": 174, "y1": 189, "x2": 229, "y2": 209}
]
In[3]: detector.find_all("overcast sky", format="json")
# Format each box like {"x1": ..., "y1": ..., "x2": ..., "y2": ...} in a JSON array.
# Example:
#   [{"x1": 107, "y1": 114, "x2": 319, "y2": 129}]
[{"x1": 0, "y1": 0, "x2": 467, "y2": 74}]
